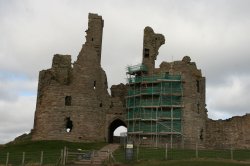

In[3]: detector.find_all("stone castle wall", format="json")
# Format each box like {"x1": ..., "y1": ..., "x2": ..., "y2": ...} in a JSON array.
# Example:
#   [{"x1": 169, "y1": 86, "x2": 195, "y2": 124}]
[
  {"x1": 206, "y1": 114, "x2": 250, "y2": 149},
  {"x1": 157, "y1": 58, "x2": 207, "y2": 146},
  {"x1": 32, "y1": 13, "x2": 249, "y2": 148}
]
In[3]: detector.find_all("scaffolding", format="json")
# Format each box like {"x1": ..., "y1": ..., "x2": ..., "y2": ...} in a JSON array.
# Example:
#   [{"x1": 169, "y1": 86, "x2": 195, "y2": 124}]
[{"x1": 126, "y1": 64, "x2": 183, "y2": 147}]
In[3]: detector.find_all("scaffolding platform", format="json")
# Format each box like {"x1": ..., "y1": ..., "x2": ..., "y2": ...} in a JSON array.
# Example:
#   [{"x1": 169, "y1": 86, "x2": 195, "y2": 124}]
[
  {"x1": 126, "y1": 65, "x2": 184, "y2": 146},
  {"x1": 126, "y1": 64, "x2": 148, "y2": 75}
]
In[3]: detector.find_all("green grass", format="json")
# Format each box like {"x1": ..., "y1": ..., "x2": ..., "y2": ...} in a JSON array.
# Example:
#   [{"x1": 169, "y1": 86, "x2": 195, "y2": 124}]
[
  {"x1": 0, "y1": 140, "x2": 106, "y2": 165},
  {"x1": 112, "y1": 147, "x2": 250, "y2": 165},
  {"x1": 132, "y1": 160, "x2": 250, "y2": 166},
  {"x1": 1, "y1": 142, "x2": 250, "y2": 166}
]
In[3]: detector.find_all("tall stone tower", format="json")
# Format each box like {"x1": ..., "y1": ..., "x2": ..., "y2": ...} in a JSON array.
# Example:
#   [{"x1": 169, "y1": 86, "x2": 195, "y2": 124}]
[
  {"x1": 142, "y1": 27, "x2": 165, "y2": 74},
  {"x1": 126, "y1": 27, "x2": 207, "y2": 147},
  {"x1": 32, "y1": 13, "x2": 126, "y2": 142},
  {"x1": 85, "y1": 13, "x2": 104, "y2": 63}
]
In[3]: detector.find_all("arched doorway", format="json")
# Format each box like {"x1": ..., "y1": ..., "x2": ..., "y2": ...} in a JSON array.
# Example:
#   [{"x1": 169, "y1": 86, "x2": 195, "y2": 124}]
[{"x1": 108, "y1": 119, "x2": 127, "y2": 143}]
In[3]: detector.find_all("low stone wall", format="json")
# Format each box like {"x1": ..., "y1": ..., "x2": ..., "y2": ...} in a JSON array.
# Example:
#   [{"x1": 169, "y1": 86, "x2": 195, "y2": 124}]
[{"x1": 206, "y1": 114, "x2": 250, "y2": 149}]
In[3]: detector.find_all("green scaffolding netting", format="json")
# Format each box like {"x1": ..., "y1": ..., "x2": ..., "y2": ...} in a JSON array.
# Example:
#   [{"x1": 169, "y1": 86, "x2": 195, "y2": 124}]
[
  {"x1": 127, "y1": 108, "x2": 182, "y2": 133},
  {"x1": 127, "y1": 79, "x2": 182, "y2": 96},
  {"x1": 127, "y1": 120, "x2": 182, "y2": 133},
  {"x1": 127, "y1": 108, "x2": 182, "y2": 119},
  {"x1": 126, "y1": 96, "x2": 182, "y2": 108},
  {"x1": 126, "y1": 73, "x2": 183, "y2": 134}
]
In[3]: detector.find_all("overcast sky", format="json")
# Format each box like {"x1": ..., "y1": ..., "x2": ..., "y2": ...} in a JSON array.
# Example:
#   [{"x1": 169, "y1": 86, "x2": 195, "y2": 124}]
[{"x1": 1, "y1": 0, "x2": 250, "y2": 144}]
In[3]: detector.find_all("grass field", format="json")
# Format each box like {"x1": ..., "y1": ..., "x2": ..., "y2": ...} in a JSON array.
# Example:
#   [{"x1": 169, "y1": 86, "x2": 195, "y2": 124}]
[
  {"x1": 129, "y1": 160, "x2": 250, "y2": 166},
  {"x1": 0, "y1": 140, "x2": 106, "y2": 165},
  {"x1": 112, "y1": 147, "x2": 250, "y2": 166},
  {"x1": 1, "y1": 141, "x2": 250, "y2": 166}
]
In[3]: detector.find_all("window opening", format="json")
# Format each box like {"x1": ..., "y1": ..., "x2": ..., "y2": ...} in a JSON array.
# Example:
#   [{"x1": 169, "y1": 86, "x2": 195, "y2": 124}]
[
  {"x1": 65, "y1": 96, "x2": 72, "y2": 106},
  {"x1": 110, "y1": 101, "x2": 114, "y2": 108},
  {"x1": 94, "y1": 81, "x2": 96, "y2": 90},
  {"x1": 144, "y1": 48, "x2": 149, "y2": 58},
  {"x1": 197, "y1": 103, "x2": 200, "y2": 114},
  {"x1": 65, "y1": 117, "x2": 73, "y2": 132},
  {"x1": 200, "y1": 128, "x2": 203, "y2": 140},
  {"x1": 196, "y1": 80, "x2": 200, "y2": 92}
]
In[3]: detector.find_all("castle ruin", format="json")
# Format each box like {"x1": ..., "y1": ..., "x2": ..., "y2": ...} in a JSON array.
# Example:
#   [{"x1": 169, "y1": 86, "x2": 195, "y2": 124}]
[
  {"x1": 32, "y1": 13, "x2": 126, "y2": 143},
  {"x1": 32, "y1": 13, "x2": 250, "y2": 149}
]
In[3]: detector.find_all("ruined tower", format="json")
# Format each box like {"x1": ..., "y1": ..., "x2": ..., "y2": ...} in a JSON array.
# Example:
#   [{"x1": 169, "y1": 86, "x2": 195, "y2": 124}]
[
  {"x1": 32, "y1": 13, "x2": 126, "y2": 142},
  {"x1": 85, "y1": 13, "x2": 104, "y2": 63},
  {"x1": 142, "y1": 27, "x2": 165, "y2": 74},
  {"x1": 126, "y1": 27, "x2": 207, "y2": 147}
]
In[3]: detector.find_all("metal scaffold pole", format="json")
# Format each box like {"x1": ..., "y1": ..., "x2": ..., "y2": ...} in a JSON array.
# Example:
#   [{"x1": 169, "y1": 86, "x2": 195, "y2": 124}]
[
  {"x1": 126, "y1": 65, "x2": 183, "y2": 148},
  {"x1": 171, "y1": 107, "x2": 173, "y2": 149}
]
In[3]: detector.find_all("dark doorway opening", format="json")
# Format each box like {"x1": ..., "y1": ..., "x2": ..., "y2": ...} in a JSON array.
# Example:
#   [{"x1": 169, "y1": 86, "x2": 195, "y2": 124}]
[{"x1": 108, "y1": 119, "x2": 127, "y2": 143}]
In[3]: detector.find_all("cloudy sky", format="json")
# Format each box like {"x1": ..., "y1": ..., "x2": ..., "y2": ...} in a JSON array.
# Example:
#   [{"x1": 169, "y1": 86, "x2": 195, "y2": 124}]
[{"x1": 1, "y1": 0, "x2": 250, "y2": 144}]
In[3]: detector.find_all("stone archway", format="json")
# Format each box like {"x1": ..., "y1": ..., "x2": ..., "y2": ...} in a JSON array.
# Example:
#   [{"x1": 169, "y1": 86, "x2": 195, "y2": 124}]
[{"x1": 108, "y1": 119, "x2": 127, "y2": 143}]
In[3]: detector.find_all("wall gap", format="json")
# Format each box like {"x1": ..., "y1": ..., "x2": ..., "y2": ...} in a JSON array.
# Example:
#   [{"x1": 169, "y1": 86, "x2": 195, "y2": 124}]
[
  {"x1": 94, "y1": 81, "x2": 96, "y2": 90},
  {"x1": 65, "y1": 96, "x2": 72, "y2": 106},
  {"x1": 65, "y1": 117, "x2": 73, "y2": 132}
]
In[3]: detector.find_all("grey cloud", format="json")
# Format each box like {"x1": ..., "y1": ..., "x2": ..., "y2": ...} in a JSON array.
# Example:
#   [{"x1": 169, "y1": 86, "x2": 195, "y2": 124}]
[
  {"x1": 0, "y1": 95, "x2": 35, "y2": 144},
  {"x1": 0, "y1": 77, "x2": 37, "y2": 101},
  {"x1": 207, "y1": 75, "x2": 250, "y2": 119},
  {"x1": 0, "y1": 89, "x2": 18, "y2": 102}
]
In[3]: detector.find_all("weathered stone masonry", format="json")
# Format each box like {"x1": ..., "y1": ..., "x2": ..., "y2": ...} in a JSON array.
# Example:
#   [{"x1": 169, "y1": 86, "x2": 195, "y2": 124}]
[
  {"x1": 32, "y1": 13, "x2": 250, "y2": 148},
  {"x1": 125, "y1": 26, "x2": 207, "y2": 147},
  {"x1": 206, "y1": 114, "x2": 250, "y2": 149},
  {"x1": 32, "y1": 13, "x2": 126, "y2": 142}
]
